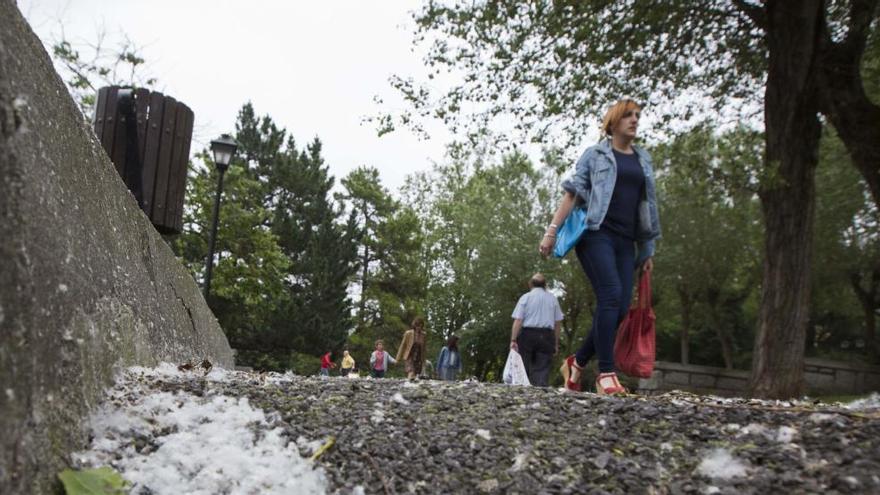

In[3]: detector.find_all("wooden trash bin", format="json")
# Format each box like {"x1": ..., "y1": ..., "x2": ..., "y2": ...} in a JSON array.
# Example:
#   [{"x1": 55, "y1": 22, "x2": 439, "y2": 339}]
[{"x1": 93, "y1": 86, "x2": 194, "y2": 235}]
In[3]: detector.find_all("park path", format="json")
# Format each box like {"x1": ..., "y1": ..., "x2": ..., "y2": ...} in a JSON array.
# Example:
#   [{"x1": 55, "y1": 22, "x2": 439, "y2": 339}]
[{"x1": 71, "y1": 364, "x2": 880, "y2": 494}]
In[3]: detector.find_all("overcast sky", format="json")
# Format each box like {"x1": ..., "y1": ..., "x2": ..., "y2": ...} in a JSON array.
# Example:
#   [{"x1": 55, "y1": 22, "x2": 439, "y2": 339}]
[{"x1": 18, "y1": 0, "x2": 456, "y2": 194}]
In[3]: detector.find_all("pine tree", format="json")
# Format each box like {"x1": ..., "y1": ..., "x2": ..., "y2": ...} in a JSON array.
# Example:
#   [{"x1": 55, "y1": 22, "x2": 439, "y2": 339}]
[{"x1": 175, "y1": 103, "x2": 358, "y2": 368}]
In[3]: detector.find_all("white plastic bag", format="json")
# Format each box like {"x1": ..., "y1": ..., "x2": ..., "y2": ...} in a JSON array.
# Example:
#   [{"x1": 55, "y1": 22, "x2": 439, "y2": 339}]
[{"x1": 502, "y1": 349, "x2": 531, "y2": 386}]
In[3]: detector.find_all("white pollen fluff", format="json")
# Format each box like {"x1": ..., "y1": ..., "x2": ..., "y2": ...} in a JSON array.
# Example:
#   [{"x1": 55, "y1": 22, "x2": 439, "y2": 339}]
[
  {"x1": 73, "y1": 366, "x2": 327, "y2": 494},
  {"x1": 776, "y1": 426, "x2": 798, "y2": 443},
  {"x1": 846, "y1": 393, "x2": 880, "y2": 410},
  {"x1": 696, "y1": 448, "x2": 749, "y2": 479}
]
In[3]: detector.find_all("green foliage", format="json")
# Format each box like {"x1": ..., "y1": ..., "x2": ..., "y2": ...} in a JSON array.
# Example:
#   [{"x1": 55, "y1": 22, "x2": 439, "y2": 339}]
[
  {"x1": 287, "y1": 352, "x2": 323, "y2": 376},
  {"x1": 376, "y1": 1, "x2": 764, "y2": 147},
  {"x1": 402, "y1": 150, "x2": 562, "y2": 379},
  {"x1": 336, "y1": 165, "x2": 426, "y2": 355},
  {"x1": 812, "y1": 126, "x2": 880, "y2": 360},
  {"x1": 174, "y1": 103, "x2": 359, "y2": 369},
  {"x1": 50, "y1": 34, "x2": 157, "y2": 118},
  {"x1": 58, "y1": 467, "x2": 127, "y2": 495},
  {"x1": 175, "y1": 160, "x2": 290, "y2": 357},
  {"x1": 651, "y1": 125, "x2": 763, "y2": 368}
]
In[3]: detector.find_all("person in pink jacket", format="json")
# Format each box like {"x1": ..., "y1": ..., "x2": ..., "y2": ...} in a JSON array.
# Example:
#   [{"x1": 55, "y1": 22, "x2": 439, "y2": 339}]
[{"x1": 369, "y1": 340, "x2": 397, "y2": 378}]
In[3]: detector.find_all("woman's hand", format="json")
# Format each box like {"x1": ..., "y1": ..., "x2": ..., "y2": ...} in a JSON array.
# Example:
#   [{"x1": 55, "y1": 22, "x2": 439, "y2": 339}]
[
  {"x1": 539, "y1": 234, "x2": 556, "y2": 258},
  {"x1": 540, "y1": 193, "x2": 574, "y2": 258},
  {"x1": 641, "y1": 257, "x2": 654, "y2": 272}
]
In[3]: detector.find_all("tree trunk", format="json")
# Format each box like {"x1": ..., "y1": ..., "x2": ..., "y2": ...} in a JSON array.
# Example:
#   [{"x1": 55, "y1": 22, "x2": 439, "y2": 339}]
[
  {"x1": 749, "y1": 0, "x2": 822, "y2": 399},
  {"x1": 359, "y1": 244, "x2": 369, "y2": 325},
  {"x1": 815, "y1": 0, "x2": 880, "y2": 209},
  {"x1": 805, "y1": 321, "x2": 816, "y2": 355},
  {"x1": 677, "y1": 286, "x2": 692, "y2": 365},
  {"x1": 851, "y1": 268, "x2": 880, "y2": 357},
  {"x1": 358, "y1": 202, "x2": 371, "y2": 330},
  {"x1": 707, "y1": 288, "x2": 735, "y2": 370},
  {"x1": 475, "y1": 360, "x2": 488, "y2": 381}
]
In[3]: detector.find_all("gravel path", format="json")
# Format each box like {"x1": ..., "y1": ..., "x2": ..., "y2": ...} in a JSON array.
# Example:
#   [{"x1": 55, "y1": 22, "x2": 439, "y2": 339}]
[{"x1": 74, "y1": 366, "x2": 880, "y2": 494}]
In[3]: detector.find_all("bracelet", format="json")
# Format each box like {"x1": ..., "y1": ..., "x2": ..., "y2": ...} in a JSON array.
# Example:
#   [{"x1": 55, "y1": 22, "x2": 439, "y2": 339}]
[
  {"x1": 544, "y1": 233, "x2": 556, "y2": 238},
  {"x1": 548, "y1": 223, "x2": 558, "y2": 230}
]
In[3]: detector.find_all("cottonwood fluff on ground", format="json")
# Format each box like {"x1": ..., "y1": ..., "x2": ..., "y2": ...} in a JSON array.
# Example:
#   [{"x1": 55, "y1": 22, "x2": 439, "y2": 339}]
[
  {"x1": 696, "y1": 448, "x2": 749, "y2": 479},
  {"x1": 72, "y1": 367, "x2": 327, "y2": 495},
  {"x1": 847, "y1": 392, "x2": 880, "y2": 410}
]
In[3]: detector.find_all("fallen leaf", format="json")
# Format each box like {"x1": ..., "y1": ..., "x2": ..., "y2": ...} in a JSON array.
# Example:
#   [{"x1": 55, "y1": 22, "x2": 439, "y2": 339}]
[{"x1": 58, "y1": 467, "x2": 127, "y2": 495}]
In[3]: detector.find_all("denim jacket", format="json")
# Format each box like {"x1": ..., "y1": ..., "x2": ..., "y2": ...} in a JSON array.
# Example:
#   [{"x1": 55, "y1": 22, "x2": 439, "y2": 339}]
[
  {"x1": 436, "y1": 347, "x2": 461, "y2": 372},
  {"x1": 561, "y1": 139, "x2": 661, "y2": 266}
]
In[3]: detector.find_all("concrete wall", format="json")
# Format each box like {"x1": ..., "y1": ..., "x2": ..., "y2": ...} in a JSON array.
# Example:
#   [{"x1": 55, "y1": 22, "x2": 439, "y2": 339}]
[
  {"x1": 638, "y1": 359, "x2": 880, "y2": 397},
  {"x1": 637, "y1": 362, "x2": 751, "y2": 396},
  {"x1": 0, "y1": 2, "x2": 235, "y2": 493},
  {"x1": 803, "y1": 358, "x2": 880, "y2": 395}
]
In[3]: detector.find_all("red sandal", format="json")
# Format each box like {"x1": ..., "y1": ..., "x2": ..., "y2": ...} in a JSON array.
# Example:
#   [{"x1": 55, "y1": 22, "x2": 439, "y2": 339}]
[
  {"x1": 560, "y1": 355, "x2": 583, "y2": 392},
  {"x1": 595, "y1": 372, "x2": 626, "y2": 395}
]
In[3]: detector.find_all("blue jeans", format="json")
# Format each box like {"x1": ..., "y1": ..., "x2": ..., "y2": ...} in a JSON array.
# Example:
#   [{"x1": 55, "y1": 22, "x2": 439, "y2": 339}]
[
  {"x1": 438, "y1": 368, "x2": 458, "y2": 381},
  {"x1": 574, "y1": 228, "x2": 635, "y2": 373}
]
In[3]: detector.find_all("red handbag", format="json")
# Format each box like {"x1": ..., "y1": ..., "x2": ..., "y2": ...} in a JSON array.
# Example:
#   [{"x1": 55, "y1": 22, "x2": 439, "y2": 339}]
[{"x1": 613, "y1": 270, "x2": 656, "y2": 378}]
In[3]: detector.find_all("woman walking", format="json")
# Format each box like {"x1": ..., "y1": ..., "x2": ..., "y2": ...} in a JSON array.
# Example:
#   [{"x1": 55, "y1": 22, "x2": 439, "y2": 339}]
[
  {"x1": 396, "y1": 317, "x2": 428, "y2": 379},
  {"x1": 436, "y1": 335, "x2": 462, "y2": 381},
  {"x1": 540, "y1": 99, "x2": 661, "y2": 394}
]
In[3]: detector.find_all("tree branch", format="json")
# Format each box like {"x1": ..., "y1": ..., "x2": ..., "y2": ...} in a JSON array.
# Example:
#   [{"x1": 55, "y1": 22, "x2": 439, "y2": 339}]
[
  {"x1": 846, "y1": 0, "x2": 880, "y2": 48},
  {"x1": 732, "y1": 0, "x2": 768, "y2": 29},
  {"x1": 851, "y1": 271, "x2": 870, "y2": 303},
  {"x1": 815, "y1": 1, "x2": 880, "y2": 208}
]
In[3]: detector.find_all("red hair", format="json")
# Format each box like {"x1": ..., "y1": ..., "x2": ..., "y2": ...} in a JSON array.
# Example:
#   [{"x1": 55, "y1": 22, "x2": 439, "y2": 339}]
[{"x1": 602, "y1": 99, "x2": 641, "y2": 137}]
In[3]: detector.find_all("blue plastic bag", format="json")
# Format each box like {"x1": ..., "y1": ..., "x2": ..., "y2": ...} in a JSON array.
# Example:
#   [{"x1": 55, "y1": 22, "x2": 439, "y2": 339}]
[{"x1": 552, "y1": 206, "x2": 587, "y2": 258}]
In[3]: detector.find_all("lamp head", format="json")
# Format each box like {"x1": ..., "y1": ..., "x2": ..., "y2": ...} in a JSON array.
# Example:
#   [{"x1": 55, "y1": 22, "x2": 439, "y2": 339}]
[{"x1": 210, "y1": 134, "x2": 238, "y2": 171}]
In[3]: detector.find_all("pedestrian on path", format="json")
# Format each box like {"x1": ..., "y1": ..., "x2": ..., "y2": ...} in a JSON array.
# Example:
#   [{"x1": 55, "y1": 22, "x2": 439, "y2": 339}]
[
  {"x1": 396, "y1": 317, "x2": 428, "y2": 379},
  {"x1": 320, "y1": 351, "x2": 336, "y2": 378},
  {"x1": 510, "y1": 273, "x2": 563, "y2": 387},
  {"x1": 340, "y1": 350, "x2": 355, "y2": 377},
  {"x1": 436, "y1": 335, "x2": 462, "y2": 381},
  {"x1": 541, "y1": 98, "x2": 661, "y2": 394},
  {"x1": 370, "y1": 340, "x2": 396, "y2": 378}
]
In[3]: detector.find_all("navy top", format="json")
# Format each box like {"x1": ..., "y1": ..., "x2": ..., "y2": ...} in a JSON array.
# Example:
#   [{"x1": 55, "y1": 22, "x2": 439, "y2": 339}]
[{"x1": 602, "y1": 149, "x2": 645, "y2": 240}]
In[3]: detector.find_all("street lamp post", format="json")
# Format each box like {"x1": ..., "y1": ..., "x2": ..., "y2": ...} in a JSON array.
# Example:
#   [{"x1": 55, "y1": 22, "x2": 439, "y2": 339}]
[{"x1": 204, "y1": 134, "x2": 239, "y2": 300}]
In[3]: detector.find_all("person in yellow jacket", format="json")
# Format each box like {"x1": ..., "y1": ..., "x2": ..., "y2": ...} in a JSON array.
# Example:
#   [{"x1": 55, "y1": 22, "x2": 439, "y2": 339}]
[
  {"x1": 396, "y1": 317, "x2": 428, "y2": 379},
  {"x1": 340, "y1": 350, "x2": 356, "y2": 377}
]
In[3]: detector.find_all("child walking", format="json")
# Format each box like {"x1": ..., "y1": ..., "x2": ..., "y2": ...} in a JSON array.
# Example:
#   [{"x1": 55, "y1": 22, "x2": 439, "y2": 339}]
[
  {"x1": 320, "y1": 351, "x2": 336, "y2": 378},
  {"x1": 370, "y1": 340, "x2": 396, "y2": 378}
]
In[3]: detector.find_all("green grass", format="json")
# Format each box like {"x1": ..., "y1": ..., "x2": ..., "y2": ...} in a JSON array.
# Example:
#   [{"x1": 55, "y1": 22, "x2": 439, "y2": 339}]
[{"x1": 813, "y1": 394, "x2": 865, "y2": 405}]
